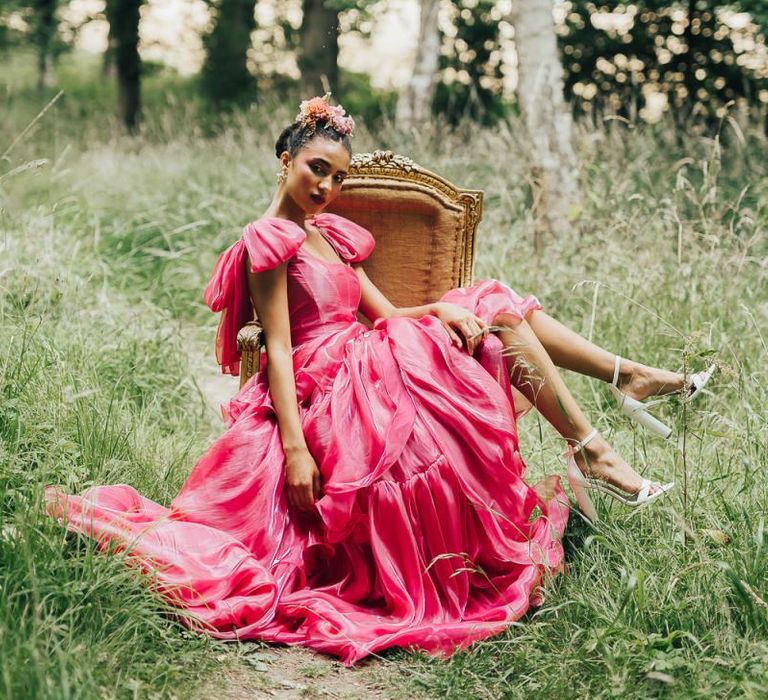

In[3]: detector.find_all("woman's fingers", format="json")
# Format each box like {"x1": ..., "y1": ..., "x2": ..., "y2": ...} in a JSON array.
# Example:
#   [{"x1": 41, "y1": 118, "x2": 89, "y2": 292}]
[
  {"x1": 459, "y1": 316, "x2": 486, "y2": 354},
  {"x1": 302, "y1": 481, "x2": 314, "y2": 509},
  {"x1": 288, "y1": 483, "x2": 315, "y2": 511},
  {"x1": 298, "y1": 485, "x2": 312, "y2": 510},
  {"x1": 443, "y1": 322, "x2": 463, "y2": 347},
  {"x1": 445, "y1": 313, "x2": 488, "y2": 353}
]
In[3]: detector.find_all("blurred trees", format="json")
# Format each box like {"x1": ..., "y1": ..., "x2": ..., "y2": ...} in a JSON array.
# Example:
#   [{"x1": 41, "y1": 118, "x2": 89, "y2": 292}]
[
  {"x1": 558, "y1": 1, "x2": 768, "y2": 125},
  {"x1": 434, "y1": 0, "x2": 507, "y2": 124},
  {"x1": 104, "y1": 0, "x2": 142, "y2": 131},
  {"x1": 0, "y1": 0, "x2": 61, "y2": 87},
  {"x1": 297, "y1": 1, "x2": 375, "y2": 98},
  {"x1": 4, "y1": 0, "x2": 768, "y2": 138},
  {"x1": 510, "y1": 0, "x2": 578, "y2": 244},
  {"x1": 395, "y1": 0, "x2": 441, "y2": 129},
  {"x1": 31, "y1": 0, "x2": 57, "y2": 88},
  {"x1": 201, "y1": 0, "x2": 257, "y2": 104},
  {"x1": 299, "y1": 0, "x2": 340, "y2": 95},
  {"x1": 742, "y1": 1, "x2": 768, "y2": 33}
]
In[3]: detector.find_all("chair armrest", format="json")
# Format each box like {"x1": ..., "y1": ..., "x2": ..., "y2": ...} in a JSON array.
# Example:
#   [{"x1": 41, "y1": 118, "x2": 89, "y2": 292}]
[{"x1": 236, "y1": 320, "x2": 264, "y2": 389}]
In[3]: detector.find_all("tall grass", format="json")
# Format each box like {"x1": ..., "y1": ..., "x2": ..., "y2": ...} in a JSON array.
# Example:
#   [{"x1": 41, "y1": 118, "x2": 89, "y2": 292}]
[
  {"x1": 1, "y1": 136, "x2": 220, "y2": 697},
  {"x1": 2, "y1": 49, "x2": 767, "y2": 697}
]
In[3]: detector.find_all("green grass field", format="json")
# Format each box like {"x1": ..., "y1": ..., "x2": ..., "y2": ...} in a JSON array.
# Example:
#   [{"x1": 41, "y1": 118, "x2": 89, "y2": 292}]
[{"x1": 1, "y1": 49, "x2": 767, "y2": 698}]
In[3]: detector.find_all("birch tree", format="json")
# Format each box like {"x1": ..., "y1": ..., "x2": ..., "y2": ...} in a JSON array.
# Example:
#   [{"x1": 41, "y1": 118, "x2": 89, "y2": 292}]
[
  {"x1": 509, "y1": 0, "x2": 578, "y2": 246},
  {"x1": 395, "y1": 0, "x2": 441, "y2": 129}
]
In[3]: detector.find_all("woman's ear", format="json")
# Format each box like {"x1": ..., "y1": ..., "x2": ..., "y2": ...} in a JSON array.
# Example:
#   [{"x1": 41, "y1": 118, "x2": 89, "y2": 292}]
[{"x1": 280, "y1": 152, "x2": 291, "y2": 170}]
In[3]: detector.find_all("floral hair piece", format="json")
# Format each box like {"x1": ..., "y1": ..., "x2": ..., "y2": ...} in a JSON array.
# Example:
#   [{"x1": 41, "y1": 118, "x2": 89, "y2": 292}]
[{"x1": 296, "y1": 93, "x2": 355, "y2": 137}]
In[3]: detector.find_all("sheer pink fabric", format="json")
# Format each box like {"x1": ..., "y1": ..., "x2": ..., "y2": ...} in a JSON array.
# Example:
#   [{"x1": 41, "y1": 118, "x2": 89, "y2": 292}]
[{"x1": 46, "y1": 214, "x2": 568, "y2": 665}]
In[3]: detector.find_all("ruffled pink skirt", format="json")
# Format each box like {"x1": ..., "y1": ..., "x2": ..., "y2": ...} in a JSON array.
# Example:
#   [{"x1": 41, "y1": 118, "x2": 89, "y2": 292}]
[{"x1": 46, "y1": 278, "x2": 568, "y2": 665}]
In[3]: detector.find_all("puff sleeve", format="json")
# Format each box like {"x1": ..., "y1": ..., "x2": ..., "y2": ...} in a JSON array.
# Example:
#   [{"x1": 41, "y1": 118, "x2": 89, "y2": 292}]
[
  {"x1": 203, "y1": 218, "x2": 306, "y2": 375},
  {"x1": 242, "y1": 218, "x2": 307, "y2": 272},
  {"x1": 310, "y1": 213, "x2": 375, "y2": 263}
]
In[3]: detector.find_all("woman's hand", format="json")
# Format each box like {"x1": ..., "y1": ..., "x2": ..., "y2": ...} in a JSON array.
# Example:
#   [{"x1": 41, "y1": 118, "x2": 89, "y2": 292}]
[
  {"x1": 284, "y1": 446, "x2": 322, "y2": 511},
  {"x1": 432, "y1": 302, "x2": 489, "y2": 355}
]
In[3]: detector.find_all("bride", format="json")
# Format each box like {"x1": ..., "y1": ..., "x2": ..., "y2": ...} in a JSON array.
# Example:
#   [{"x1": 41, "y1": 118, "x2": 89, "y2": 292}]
[{"x1": 47, "y1": 95, "x2": 713, "y2": 665}]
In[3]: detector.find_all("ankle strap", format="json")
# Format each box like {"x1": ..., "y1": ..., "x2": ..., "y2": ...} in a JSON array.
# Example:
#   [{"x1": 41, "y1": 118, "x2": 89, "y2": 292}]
[
  {"x1": 570, "y1": 427, "x2": 599, "y2": 454},
  {"x1": 612, "y1": 355, "x2": 622, "y2": 388}
]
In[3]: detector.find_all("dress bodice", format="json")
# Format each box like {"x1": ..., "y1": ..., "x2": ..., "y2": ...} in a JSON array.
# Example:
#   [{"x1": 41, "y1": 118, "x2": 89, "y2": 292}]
[
  {"x1": 204, "y1": 213, "x2": 375, "y2": 375},
  {"x1": 284, "y1": 238, "x2": 363, "y2": 347}
]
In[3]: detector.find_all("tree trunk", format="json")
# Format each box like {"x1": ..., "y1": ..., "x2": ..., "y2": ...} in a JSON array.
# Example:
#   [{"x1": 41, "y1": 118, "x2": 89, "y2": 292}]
[
  {"x1": 102, "y1": 20, "x2": 117, "y2": 79},
  {"x1": 105, "y1": 0, "x2": 142, "y2": 132},
  {"x1": 299, "y1": 0, "x2": 339, "y2": 97},
  {"x1": 201, "y1": 0, "x2": 257, "y2": 104},
  {"x1": 509, "y1": 0, "x2": 578, "y2": 247},
  {"x1": 395, "y1": 0, "x2": 441, "y2": 129},
  {"x1": 32, "y1": 0, "x2": 57, "y2": 89}
]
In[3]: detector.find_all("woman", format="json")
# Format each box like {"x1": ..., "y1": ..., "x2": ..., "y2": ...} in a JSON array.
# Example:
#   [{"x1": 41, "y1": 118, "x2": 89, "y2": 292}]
[{"x1": 47, "y1": 96, "x2": 707, "y2": 665}]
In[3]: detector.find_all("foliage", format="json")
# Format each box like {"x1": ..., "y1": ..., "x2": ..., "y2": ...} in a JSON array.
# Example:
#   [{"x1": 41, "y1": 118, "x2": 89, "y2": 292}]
[
  {"x1": 200, "y1": 0, "x2": 257, "y2": 105},
  {"x1": 249, "y1": 0, "x2": 378, "y2": 101},
  {"x1": 0, "y1": 0, "x2": 69, "y2": 60},
  {"x1": 558, "y1": 1, "x2": 768, "y2": 125},
  {"x1": 434, "y1": 0, "x2": 509, "y2": 125},
  {"x1": 736, "y1": 0, "x2": 768, "y2": 36},
  {"x1": 1, "y1": 0, "x2": 31, "y2": 49},
  {"x1": 337, "y1": 68, "x2": 397, "y2": 125}
]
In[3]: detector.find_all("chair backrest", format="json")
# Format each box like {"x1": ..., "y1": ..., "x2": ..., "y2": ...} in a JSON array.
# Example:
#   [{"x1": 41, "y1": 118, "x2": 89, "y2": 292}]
[{"x1": 325, "y1": 150, "x2": 483, "y2": 306}]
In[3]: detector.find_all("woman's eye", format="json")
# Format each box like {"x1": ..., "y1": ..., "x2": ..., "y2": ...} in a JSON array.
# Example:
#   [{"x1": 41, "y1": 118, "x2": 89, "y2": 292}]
[
  {"x1": 334, "y1": 175, "x2": 345, "y2": 184},
  {"x1": 311, "y1": 163, "x2": 324, "y2": 174}
]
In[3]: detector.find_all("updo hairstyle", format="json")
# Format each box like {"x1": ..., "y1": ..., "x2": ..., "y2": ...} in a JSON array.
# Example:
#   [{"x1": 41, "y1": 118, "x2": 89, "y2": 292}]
[{"x1": 274, "y1": 120, "x2": 353, "y2": 160}]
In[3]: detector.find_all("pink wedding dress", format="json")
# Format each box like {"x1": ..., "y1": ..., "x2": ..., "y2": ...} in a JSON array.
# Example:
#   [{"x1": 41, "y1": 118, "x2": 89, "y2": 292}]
[{"x1": 46, "y1": 213, "x2": 569, "y2": 665}]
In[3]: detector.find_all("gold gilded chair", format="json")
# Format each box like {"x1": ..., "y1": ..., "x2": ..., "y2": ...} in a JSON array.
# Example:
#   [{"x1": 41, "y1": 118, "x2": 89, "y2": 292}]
[{"x1": 236, "y1": 150, "x2": 484, "y2": 388}]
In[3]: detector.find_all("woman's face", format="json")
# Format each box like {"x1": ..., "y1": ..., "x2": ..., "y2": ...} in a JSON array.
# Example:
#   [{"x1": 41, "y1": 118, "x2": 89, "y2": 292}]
[{"x1": 282, "y1": 137, "x2": 351, "y2": 214}]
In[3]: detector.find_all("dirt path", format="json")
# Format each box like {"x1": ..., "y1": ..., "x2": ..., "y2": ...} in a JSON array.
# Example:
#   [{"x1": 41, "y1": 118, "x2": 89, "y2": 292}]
[
  {"x1": 195, "y1": 645, "x2": 413, "y2": 700},
  {"x1": 188, "y1": 339, "x2": 420, "y2": 700}
]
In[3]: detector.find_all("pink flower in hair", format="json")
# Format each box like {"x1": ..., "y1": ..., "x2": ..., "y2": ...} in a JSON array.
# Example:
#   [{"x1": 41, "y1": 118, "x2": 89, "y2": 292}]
[
  {"x1": 296, "y1": 93, "x2": 355, "y2": 137},
  {"x1": 300, "y1": 96, "x2": 330, "y2": 121}
]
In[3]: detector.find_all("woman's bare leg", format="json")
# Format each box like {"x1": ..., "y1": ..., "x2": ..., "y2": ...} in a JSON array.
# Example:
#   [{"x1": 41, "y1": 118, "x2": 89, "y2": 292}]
[
  {"x1": 525, "y1": 310, "x2": 685, "y2": 400},
  {"x1": 493, "y1": 313, "x2": 660, "y2": 494}
]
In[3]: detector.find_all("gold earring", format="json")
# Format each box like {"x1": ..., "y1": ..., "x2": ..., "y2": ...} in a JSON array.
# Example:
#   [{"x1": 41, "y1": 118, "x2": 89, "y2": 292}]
[{"x1": 277, "y1": 167, "x2": 288, "y2": 186}]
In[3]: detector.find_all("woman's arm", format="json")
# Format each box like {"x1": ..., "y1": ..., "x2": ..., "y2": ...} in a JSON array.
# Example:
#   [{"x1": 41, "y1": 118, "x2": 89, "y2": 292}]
[
  {"x1": 354, "y1": 264, "x2": 490, "y2": 354},
  {"x1": 247, "y1": 261, "x2": 321, "y2": 511}
]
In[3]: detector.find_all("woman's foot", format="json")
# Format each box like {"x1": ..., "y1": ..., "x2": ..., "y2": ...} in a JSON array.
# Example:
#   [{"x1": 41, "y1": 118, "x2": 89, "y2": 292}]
[
  {"x1": 570, "y1": 432, "x2": 661, "y2": 495},
  {"x1": 614, "y1": 359, "x2": 684, "y2": 402}
]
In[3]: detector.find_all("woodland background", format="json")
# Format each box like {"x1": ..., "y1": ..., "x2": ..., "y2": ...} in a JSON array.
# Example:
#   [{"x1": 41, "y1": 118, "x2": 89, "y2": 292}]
[{"x1": 1, "y1": 1, "x2": 768, "y2": 698}]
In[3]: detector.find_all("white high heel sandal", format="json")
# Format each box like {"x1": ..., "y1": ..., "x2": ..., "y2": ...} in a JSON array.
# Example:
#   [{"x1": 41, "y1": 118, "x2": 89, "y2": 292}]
[
  {"x1": 564, "y1": 428, "x2": 675, "y2": 523},
  {"x1": 686, "y1": 364, "x2": 717, "y2": 402},
  {"x1": 609, "y1": 356, "x2": 673, "y2": 439},
  {"x1": 609, "y1": 356, "x2": 716, "y2": 439}
]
